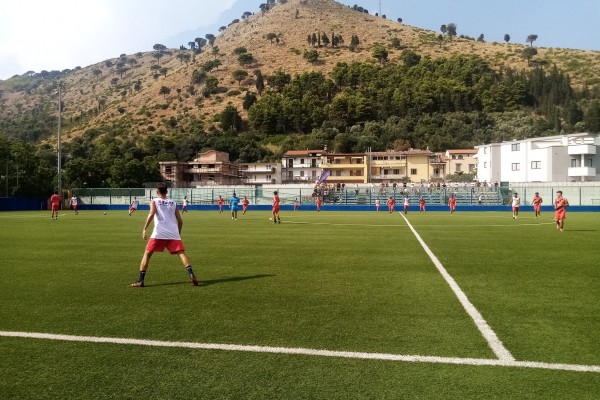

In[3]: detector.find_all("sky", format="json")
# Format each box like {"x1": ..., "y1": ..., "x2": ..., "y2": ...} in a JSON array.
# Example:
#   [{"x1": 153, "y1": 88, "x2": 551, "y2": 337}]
[{"x1": 1, "y1": 0, "x2": 599, "y2": 81}]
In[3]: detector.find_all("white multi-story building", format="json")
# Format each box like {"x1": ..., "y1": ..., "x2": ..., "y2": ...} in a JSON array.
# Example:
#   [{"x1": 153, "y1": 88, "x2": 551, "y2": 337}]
[
  {"x1": 240, "y1": 163, "x2": 280, "y2": 185},
  {"x1": 281, "y1": 150, "x2": 324, "y2": 183},
  {"x1": 475, "y1": 133, "x2": 599, "y2": 183}
]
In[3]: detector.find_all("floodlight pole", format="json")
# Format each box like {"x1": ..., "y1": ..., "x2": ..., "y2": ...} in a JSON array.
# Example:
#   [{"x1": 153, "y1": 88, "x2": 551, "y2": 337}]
[{"x1": 57, "y1": 82, "x2": 62, "y2": 196}]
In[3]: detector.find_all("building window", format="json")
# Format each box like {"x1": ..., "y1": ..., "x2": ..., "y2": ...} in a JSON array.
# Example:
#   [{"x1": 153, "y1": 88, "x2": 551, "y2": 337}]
[
  {"x1": 165, "y1": 165, "x2": 172, "y2": 174},
  {"x1": 335, "y1": 171, "x2": 341, "y2": 176},
  {"x1": 452, "y1": 155, "x2": 456, "y2": 160},
  {"x1": 455, "y1": 164, "x2": 462, "y2": 172},
  {"x1": 266, "y1": 175, "x2": 271, "y2": 180},
  {"x1": 469, "y1": 164, "x2": 475, "y2": 172},
  {"x1": 300, "y1": 171, "x2": 304, "y2": 177},
  {"x1": 484, "y1": 162, "x2": 487, "y2": 168},
  {"x1": 393, "y1": 169, "x2": 400, "y2": 175},
  {"x1": 511, "y1": 163, "x2": 520, "y2": 171},
  {"x1": 458, "y1": 155, "x2": 464, "y2": 160},
  {"x1": 531, "y1": 161, "x2": 541, "y2": 169},
  {"x1": 410, "y1": 168, "x2": 417, "y2": 175},
  {"x1": 433, "y1": 168, "x2": 440, "y2": 175},
  {"x1": 571, "y1": 159, "x2": 579, "y2": 167},
  {"x1": 511, "y1": 143, "x2": 520, "y2": 151},
  {"x1": 300, "y1": 159, "x2": 305, "y2": 164},
  {"x1": 484, "y1": 147, "x2": 488, "y2": 154},
  {"x1": 312, "y1": 171, "x2": 317, "y2": 177},
  {"x1": 586, "y1": 159, "x2": 593, "y2": 167}
]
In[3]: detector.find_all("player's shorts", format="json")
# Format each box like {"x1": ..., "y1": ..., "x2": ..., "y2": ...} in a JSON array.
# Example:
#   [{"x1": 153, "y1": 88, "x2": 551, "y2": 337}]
[
  {"x1": 146, "y1": 239, "x2": 185, "y2": 254},
  {"x1": 243, "y1": 205, "x2": 248, "y2": 210},
  {"x1": 72, "y1": 205, "x2": 78, "y2": 210},
  {"x1": 231, "y1": 205, "x2": 239, "y2": 212},
  {"x1": 534, "y1": 204, "x2": 541, "y2": 212},
  {"x1": 51, "y1": 204, "x2": 59, "y2": 211},
  {"x1": 272, "y1": 206, "x2": 280, "y2": 213},
  {"x1": 512, "y1": 206, "x2": 519, "y2": 212},
  {"x1": 555, "y1": 209, "x2": 566, "y2": 221},
  {"x1": 182, "y1": 206, "x2": 187, "y2": 210},
  {"x1": 129, "y1": 207, "x2": 136, "y2": 212},
  {"x1": 404, "y1": 205, "x2": 409, "y2": 210}
]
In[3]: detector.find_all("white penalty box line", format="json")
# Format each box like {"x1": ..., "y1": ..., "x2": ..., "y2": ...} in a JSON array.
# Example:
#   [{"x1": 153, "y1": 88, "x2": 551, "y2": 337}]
[
  {"x1": 399, "y1": 213, "x2": 515, "y2": 362},
  {"x1": 0, "y1": 331, "x2": 599, "y2": 373}
]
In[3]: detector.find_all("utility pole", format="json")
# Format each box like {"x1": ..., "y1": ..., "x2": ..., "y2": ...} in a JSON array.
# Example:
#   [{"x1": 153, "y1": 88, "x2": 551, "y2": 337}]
[{"x1": 57, "y1": 82, "x2": 63, "y2": 195}]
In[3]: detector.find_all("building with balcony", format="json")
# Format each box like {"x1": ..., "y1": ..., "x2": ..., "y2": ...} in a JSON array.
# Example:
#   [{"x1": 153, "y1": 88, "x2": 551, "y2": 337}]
[
  {"x1": 446, "y1": 149, "x2": 477, "y2": 176},
  {"x1": 475, "y1": 133, "x2": 600, "y2": 183},
  {"x1": 240, "y1": 163, "x2": 280, "y2": 185},
  {"x1": 159, "y1": 150, "x2": 244, "y2": 187},
  {"x1": 281, "y1": 150, "x2": 324, "y2": 183},
  {"x1": 320, "y1": 154, "x2": 368, "y2": 184},
  {"x1": 368, "y1": 149, "x2": 441, "y2": 183}
]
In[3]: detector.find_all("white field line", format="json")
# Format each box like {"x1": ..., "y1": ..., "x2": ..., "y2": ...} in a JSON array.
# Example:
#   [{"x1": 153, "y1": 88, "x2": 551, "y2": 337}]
[
  {"x1": 399, "y1": 213, "x2": 515, "y2": 361},
  {"x1": 1, "y1": 331, "x2": 598, "y2": 373},
  {"x1": 285, "y1": 220, "x2": 554, "y2": 228}
]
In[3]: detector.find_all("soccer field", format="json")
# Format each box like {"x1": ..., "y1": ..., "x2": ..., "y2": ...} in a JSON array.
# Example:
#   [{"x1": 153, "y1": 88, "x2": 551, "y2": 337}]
[{"x1": 0, "y1": 210, "x2": 598, "y2": 399}]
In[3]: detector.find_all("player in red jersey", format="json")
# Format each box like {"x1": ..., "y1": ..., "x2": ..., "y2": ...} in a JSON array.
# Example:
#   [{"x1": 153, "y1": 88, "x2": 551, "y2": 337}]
[
  {"x1": 419, "y1": 196, "x2": 426, "y2": 213},
  {"x1": 316, "y1": 196, "x2": 322, "y2": 212},
  {"x1": 554, "y1": 191, "x2": 569, "y2": 232},
  {"x1": 50, "y1": 191, "x2": 61, "y2": 220},
  {"x1": 532, "y1": 192, "x2": 543, "y2": 219},
  {"x1": 387, "y1": 195, "x2": 395, "y2": 214},
  {"x1": 272, "y1": 191, "x2": 281, "y2": 224},
  {"x1": 448, "y1": 194, "x2": 456, "y2": 214},
  {"x1": 242, "y1": 196, "x2": 250, "y2": 215},
  {"x1": 217, "y1": 195, "x2": 224, "y2": 214}
]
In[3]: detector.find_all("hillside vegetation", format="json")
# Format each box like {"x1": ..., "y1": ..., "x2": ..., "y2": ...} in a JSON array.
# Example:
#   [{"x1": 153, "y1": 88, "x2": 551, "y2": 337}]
[{"x1": 1, "y1": 0, "x2": 600, "y2": 195}]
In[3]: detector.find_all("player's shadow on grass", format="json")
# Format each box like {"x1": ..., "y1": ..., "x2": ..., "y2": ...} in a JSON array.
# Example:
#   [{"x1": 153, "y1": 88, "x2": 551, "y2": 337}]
[
  {"x1": 144, "y1": 274, "x2": 275, "y2": 287},
  {"x1": 200, "y1": 274, "x2": 275, "y2": 287}
]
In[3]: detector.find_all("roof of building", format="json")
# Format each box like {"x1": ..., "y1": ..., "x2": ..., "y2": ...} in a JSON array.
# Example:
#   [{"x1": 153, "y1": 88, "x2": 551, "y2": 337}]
[
  {"x1": 283, "y1": 150, "x2": 324, "y2": 156},
  {"x1": 447, "y1": 149, "x2": 478, "y2": 154}
]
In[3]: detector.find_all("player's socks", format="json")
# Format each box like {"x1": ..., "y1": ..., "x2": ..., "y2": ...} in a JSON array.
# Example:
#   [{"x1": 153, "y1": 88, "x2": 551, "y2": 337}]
[
  {"x1": 139, "y1": 270, "x2": 146, "y2": 283},
  {"x1": 186, "y1": 265, "x2": 194, "y2": 277}
]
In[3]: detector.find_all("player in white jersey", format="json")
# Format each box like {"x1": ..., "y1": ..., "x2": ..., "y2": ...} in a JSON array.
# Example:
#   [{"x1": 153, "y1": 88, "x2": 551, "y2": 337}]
[
  {"x1": 511, "y1": 192, "x2": 521, "y2": 219},
  {"x1": 131, "y1": 184, "x2": 198, "y2": 287},
  {"x1": 182, "y1": 196, "x2": 189, "y2": 213},
  {"x1": 70, "y1": 195, "x2": 78, "y2": 214},
  {"x1": 129, "y1": 197, "x2": 139, "y2": 216},
  {"x1": 375, "y1": 197, "x2": 380, "y2": 212}
]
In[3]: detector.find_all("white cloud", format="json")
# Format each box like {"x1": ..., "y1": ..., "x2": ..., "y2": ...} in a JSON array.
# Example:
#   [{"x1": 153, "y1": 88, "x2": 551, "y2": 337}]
[{"x1": 0, "y1": 0, "x2": 239, "y2": 79}]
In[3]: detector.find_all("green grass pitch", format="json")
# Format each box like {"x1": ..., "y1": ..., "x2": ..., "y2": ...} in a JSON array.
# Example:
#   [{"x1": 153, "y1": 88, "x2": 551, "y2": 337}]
[{"x1": 0, "y1": 209, "x2": 598, "y2": 399}]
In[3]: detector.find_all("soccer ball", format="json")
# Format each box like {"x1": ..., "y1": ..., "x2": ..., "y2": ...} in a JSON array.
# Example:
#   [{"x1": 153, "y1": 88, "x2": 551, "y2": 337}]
[{"x1": 103, "y1": 212, "x2": 107, "y2": 215}]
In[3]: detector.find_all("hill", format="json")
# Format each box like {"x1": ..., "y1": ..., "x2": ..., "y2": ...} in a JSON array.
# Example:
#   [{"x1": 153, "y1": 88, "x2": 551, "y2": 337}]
[{"x1": 1, "y1": 0, "x2": 599, "y2": 144}]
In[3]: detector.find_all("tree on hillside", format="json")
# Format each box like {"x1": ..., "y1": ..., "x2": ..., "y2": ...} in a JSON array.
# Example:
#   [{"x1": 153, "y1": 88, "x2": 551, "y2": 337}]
[
  {"x1": 195, "y1": 37, "x2": 207, "y2": 52},
  {"x1": 372, "y1": 45, "x2": 389, "y2": 64},
  {"x1": 92, "y1": 69, "x2": 102, "y2": 80},
  {"x1": 254, "y1": 69, "x2": 265, "y2": 95},
  {"x1": 266, "y1": 69, "x2": 291, "y2": 92},
  {"x1": 232, "y1": 69, "x2": 249, "y2": 85},
  {"x1": 203, "y1": 76, "x2": 219, "y2": 98},
  {"x1": 504, "y1": 34, "x2": 510, "y2": 43},
  {"x1": 401, "y1": 49, "x2": 421, "y2": 67},
  {"x1": 159, "y1": 86, "x2": 171, "y2": 98},
  {"x1": 205, "y1": 34, "x2": 216, "y2": 46},
  {"x1": 526, "y1": 34, "x2": 538, "y2": 47},
  {"x1": 152, "y1": 52, "x2": 164, "y2": 65},
  {"x1": 238, "y1": 52, "x2": 255, "y2": 67},
  {"x1": 191, "y1": 69, "x2": 207, "y2": 85},
  {"x1": 311, "y1": 33, "x2": 318, "y2": 47},
  {"x1": 219, "y1": 26, "x2": 227, "y2": 32},
  {"x1": 243, "y1": 91, "x2": 257, "y2": 110},
  {"x1": 440, "y1": 24, "x2": 447, "y2": 35},
  {"x1": 522, "y1": 47, "x2": 538, "y2": 66},
  {"x1": 242, "y1": 11, "x2": 252, "y2": 20},
  {"x1": 212, "y1": 46, "x2": 220, "y2": 59},
  {"x1": 220, "y1": 104, "x2": 243, "y2": 132},
  {"x1": 153, "y1": 44, "x2": 166, "y2": 52},
  {"x1": 321, "y1": 33, "x2": 330, "y2": 47},
  {"x1": 303, "y1": 49, "x2": 319, "y2": 63},
  {"x1": 397, "y1": 17, "x2": 403, "y2": 23},
  {"x1": 266, "y1": 32, "x2": 279, "y2": 44},
  {"x1": 233, "y1": 47, "x2": 248, "y2": 55},
  {"x1": 437, "y1": 35, "x2": 444, "y2": 48},
  {"x1": 446, "y1": 23, "x2": 457, "y2": 39},
  {"x1": 188, "y1": 41, "x2": 196, "y2": 51},
  {"x1": 259, "y1": 3, "x2": 269, "y2": 15},
  {"x1": 349, "y1": 35, "x2": 360, "y2": 51},
  {"x1": 477, "y1": 34, "x2": 484, "y2": 42},
  {"x1": 160, "y1": 67, "x2": 168, "y2": 77}
]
